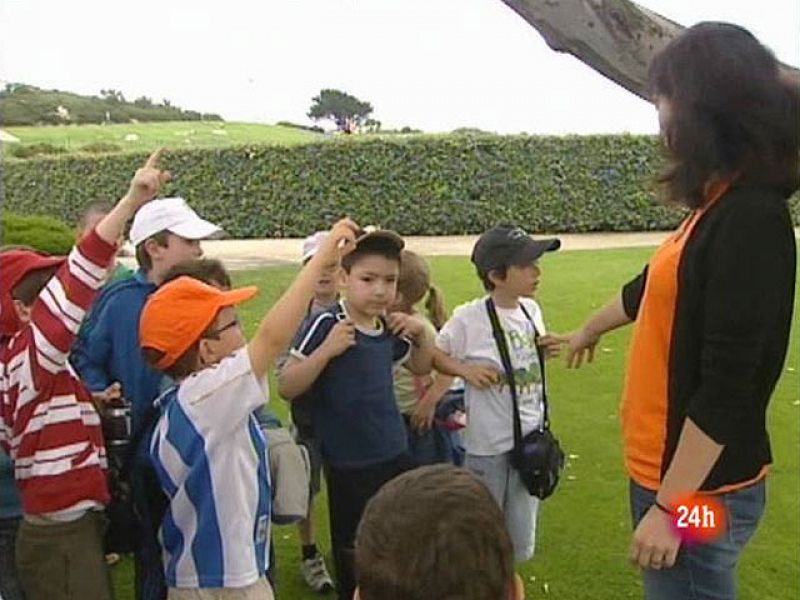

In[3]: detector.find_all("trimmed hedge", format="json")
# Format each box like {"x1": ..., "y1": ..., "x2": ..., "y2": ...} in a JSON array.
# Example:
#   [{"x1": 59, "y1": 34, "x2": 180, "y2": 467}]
[
  {"x1": 1, "y1": 213, "x2": 75, "y2": 255},
  {"x1": 2, "y1": 135, "x2": 798, "y2": 237}
]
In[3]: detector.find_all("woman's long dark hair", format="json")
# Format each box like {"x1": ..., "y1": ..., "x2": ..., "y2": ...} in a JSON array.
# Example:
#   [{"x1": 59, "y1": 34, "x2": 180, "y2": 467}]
[{"x1": 648, "y1": 22, "x2": 800, "y2": 208}]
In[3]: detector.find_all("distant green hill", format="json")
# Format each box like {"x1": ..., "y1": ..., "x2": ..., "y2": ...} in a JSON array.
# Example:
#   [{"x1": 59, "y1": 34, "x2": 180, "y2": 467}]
[
  {"x1": 0, "y1": 83, "x2": 222, "y2": 126},
  {"x1": 3, "y1": 121, "x2": 325, "y2": 158}
]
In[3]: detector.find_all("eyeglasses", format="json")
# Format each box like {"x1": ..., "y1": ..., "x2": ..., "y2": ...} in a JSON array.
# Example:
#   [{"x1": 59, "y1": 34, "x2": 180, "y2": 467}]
[{"x1": 205, "y1": 318, "x2": 240, "y2": 339}]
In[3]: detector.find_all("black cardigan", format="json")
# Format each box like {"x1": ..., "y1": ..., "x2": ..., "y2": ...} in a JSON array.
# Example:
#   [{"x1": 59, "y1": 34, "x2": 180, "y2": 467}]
[{"x1": 621, "y1": 184, "x2": 797, "y2": 491}]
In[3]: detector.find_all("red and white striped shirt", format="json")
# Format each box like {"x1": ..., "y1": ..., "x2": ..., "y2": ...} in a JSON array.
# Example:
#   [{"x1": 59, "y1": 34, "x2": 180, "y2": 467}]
[{"x1": 0, "y1": 230, "x2": 116, "y2": 516}]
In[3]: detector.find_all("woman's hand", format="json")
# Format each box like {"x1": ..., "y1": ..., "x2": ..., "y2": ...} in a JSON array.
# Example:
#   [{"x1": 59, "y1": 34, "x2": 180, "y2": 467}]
[
  {"x1": 547, "y1": 328, "x2": 600, "y2": 368},
  {"x1": 630, "y1": 505, "x2": 681, "y2": 570}
]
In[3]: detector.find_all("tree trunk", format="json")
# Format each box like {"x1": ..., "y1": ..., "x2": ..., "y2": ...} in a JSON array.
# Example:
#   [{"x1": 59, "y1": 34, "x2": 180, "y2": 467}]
[{"x1": 501, "y1": 0, "x2": 800, "y2": 102}]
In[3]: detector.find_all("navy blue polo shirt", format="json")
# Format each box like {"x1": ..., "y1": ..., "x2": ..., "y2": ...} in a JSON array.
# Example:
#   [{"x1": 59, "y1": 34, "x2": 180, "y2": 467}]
[{"x1": 291, "y1": 302, "x2": 410, "y2": 468}]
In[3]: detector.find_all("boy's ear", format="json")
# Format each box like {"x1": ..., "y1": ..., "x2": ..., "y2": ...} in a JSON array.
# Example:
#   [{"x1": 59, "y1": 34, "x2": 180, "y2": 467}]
[
  {"x1": 12, "y1": 299, "x2": 32, "y2": 324},
  {"x1": 487, "y1": 268, "x2": 506, "y2": 288},
  {"x1": 338, "y1": 266, "x2": 349, "y2": 287},
  {"x1": 197, "y1": 338, "x2": 215, "y2": 367},
  {"x1": 144, "y1": 237, "x2": 163, "y2": 263}
]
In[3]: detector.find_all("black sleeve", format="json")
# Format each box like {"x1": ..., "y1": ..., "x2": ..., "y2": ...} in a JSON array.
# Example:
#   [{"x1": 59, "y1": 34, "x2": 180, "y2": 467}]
[
  {"x1": 621, "y1": 266, "x2": 648, "y2": 321},
  {"x1": 685, "y1": 204, "x2": 792, "y2": 444}
]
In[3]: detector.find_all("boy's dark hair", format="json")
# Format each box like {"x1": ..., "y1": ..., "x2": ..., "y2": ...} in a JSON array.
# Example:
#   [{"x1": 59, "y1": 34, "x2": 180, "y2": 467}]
[
  {"x1": 143, "y1": 259, "x2": 233, "y2": 379},
  {"x1": 355, "y1": 464, "x2": 514, "y2": 600},
  {"x1": 135, "y1": 231, "x2": 170, "y2": 271},
  {"x1": 162, "y1": 258, "x2": 232, "y2": 289},
  {"x1": 11, "y1": 265, "x2": 61, "y2": 306},
  {"x1": 341, "y1": 235, "x2": 402, "y2": 273},
  {"x1": 478, "y1": 265, "x2": 508, "y2": 292},
  {"x1": 648, "y1": 22, "x2": 800, "y2": 208}
]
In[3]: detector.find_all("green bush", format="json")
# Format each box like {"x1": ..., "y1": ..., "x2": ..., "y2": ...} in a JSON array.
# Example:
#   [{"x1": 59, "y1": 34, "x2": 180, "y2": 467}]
[
  {"x1": 0, "y1": 213, "x2": 75, "y2": 255},
  {"x1": 10, "y1": 143, "x2": 68, "y2": 159},
  {"x1": 81, "y1": 142, "x2": 123, "y2": 154},
  {"x1": 2, "y1": 135, "x2": 798, "y2": 237}
]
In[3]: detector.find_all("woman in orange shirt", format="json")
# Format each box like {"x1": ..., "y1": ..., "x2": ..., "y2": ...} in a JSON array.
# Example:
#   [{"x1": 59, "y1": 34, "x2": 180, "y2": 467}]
[{"x1": 553, "y1": 23, "x2": 798, "y2": 600}]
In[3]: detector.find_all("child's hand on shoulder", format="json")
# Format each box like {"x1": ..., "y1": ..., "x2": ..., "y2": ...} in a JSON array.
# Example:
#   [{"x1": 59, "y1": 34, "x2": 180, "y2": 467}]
[
  {"x1": 320, "y1": 319, "x2": 356, "y2": 358},
  {"x1": 386, "y1": 313, "x2": 427, "y2": 342}
]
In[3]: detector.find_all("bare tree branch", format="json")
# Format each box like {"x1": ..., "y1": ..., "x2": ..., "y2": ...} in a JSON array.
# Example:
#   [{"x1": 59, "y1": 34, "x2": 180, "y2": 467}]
[{"x1": 501, "y1": 0, "x2": 800, "y2": 102}]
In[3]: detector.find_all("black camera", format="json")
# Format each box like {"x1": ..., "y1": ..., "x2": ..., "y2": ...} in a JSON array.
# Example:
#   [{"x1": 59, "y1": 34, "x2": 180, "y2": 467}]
[
  {"x1": 101, "y1": 397, "x2": 132, "y2": 451},
  {"x1": 100, "y1": 397, "x2": 138, "y2": 555}
]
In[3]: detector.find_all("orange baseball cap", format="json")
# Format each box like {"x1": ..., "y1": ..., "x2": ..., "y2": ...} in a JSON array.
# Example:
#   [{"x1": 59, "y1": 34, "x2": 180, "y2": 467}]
[{"x1": 140, "y1": 276, "x2": 257, "y2": 370}]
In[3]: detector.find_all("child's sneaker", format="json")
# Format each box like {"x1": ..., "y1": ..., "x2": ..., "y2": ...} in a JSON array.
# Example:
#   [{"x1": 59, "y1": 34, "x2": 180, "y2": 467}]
[{"x1": 301, "y1": 554, "x2": 334, "y2": 594}]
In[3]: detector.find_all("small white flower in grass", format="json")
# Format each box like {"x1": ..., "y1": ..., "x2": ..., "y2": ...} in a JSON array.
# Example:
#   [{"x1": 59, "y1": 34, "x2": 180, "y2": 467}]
[
  {"x1": 787, "y1": 367, "x2": 796, "y2": 372},
  {"x1": 793, "y1": 400, "x2": 799, "y2": 406},
  {"x1": 602, "y1": 347, "x2": 612, "y2": 353},
  {"x1": 124, "y1": 133, "x2": 139, "y2": 142},
  {"x1": 567, "y1": 475, "x2": 577, "y2": 481},
  {"x1": 529, "y1": 575, "x2": 536, "y2": 582},
  {"x1": 568, "y1": 453, "x2": 580, "y2": 459},
  {"x1": 543, "y1": 582, "x2": 550, "y2": 594}
]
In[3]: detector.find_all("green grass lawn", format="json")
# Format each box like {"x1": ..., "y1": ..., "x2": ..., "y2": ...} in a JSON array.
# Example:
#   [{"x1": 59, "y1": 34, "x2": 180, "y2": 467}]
[
  {"x1": 112, "y1": 247, "x2": 799, "y2": 600},
  {"x1": 3, "y1": 121, "x2": 322, "y2": 155}
]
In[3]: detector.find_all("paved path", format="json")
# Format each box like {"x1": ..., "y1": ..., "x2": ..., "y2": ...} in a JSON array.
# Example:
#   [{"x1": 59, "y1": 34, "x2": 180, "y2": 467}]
[{"x1": 120, "y1": 229, "x2": 800, "y2": 271}]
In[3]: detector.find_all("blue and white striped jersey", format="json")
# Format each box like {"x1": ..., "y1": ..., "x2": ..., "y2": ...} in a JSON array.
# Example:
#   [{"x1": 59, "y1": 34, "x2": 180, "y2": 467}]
[{"x1": 149, "y1": 348, "x2": 271, "y2": 589}]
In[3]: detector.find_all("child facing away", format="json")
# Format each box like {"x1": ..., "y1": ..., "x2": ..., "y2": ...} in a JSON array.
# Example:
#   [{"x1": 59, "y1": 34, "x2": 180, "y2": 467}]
[
  {"x1": 0, "y1": 151, "x2": 169, "y2": 600},
  {"x1": 389, "y1": 250, "x2": 461, "y2": 465},
  {"x1": 354, "y1": 464, "x2": 525, "y2": 600},
  {"x1": 139, "y1": 219, "x2": 358, "y2": 600},
  {"x1": 277, "y1": 230, "x2": 435, "y2": 600},
  {"x1": 433, "y1": 225, "x2": 561, "y2": 564}
]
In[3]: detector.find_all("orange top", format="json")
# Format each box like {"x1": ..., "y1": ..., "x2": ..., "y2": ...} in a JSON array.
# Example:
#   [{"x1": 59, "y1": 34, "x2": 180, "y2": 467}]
[{"x1": 620, "y1": 180, "x2": 764, "y2": 493}]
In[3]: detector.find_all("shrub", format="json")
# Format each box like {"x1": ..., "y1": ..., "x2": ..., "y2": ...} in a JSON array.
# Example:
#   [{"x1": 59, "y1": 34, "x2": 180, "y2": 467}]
[
  {"x1": 1, "y1": 213, "x2": 75, "y2": 255},
  {"x1": 10, "y1": 143, "x2": 68, "y2": 159},
  {"x1": 2, "y1": 135, "x2": 797, "y2": 237},
  {"x1": 81, "y1": 142, "x2": 123, "y2": 154}
]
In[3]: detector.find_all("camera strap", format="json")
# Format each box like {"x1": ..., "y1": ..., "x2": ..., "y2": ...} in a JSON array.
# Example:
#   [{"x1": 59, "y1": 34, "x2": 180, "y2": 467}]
[{"x1": 485, "y1": 298, "x2": 550, "y2": 452}]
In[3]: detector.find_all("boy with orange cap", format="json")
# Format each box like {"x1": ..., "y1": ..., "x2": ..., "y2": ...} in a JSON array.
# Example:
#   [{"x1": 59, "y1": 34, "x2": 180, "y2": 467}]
[{"x1": 139, "y1": 219, "x2": 358, "y2": 600}]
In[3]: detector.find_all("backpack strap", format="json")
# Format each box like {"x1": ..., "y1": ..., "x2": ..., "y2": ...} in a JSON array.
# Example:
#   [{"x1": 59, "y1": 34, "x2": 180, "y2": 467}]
[
  {"x1": 485, "y1": 299, "x2": 551, "y2": 438},
  {"x1": 119, "y1": 386, "x2": 176, "y2": 479}
]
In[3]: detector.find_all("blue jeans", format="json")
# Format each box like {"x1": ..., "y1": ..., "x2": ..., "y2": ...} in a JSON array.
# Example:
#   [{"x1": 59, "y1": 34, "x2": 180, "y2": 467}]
[
  {"x1": 403, "y1": 415, "x2": 464, "y2": 466},
  {"x1": 630, "y1": 479, "x2": 765, "y2": 600},
  {"x1": 0, "y1": 516, "x2": 25, "y2": 600}
]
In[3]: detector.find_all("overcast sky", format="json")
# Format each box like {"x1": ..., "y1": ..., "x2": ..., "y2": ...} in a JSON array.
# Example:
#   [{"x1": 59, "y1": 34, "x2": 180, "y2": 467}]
[{"x1": 1, "y1": 0, "x2": 797, "y2": 134}]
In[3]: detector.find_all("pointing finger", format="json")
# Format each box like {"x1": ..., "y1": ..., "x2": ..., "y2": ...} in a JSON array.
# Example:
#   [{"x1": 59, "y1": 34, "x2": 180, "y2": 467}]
[{"x1": 144, "y1": 147, "x2": 164, "y2": 170}]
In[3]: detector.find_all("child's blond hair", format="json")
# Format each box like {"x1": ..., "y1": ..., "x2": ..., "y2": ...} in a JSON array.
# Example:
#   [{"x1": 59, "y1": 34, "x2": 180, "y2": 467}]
[{"x1": 396, "y1": 250, "x2": 446, "y2": 330}]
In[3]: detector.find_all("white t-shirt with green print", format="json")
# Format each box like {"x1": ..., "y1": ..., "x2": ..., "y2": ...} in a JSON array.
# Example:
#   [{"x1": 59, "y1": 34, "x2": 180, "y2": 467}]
[{"x1": 436, "y1": 296, "x2": 545, "y2": 456}]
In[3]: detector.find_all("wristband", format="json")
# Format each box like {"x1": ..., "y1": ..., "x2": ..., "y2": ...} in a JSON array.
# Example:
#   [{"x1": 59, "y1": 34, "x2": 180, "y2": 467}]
[{"x1": 653, "y1": 499, "x2": 674, "y2": 516}]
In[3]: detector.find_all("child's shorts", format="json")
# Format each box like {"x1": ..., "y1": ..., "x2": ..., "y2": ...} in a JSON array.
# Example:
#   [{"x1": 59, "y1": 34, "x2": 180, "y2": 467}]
[
  {"x1": 465, "y1": 451, "x2": 540, "y2": 563},
  {"x1": 168, "y1": 576, "x2": 274, "y2": 599}
]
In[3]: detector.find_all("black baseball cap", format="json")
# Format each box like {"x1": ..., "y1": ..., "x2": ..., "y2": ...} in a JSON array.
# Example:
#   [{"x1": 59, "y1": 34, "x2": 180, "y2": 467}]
[
  {"x1": 471, "y1": 226, "x2": 560, "y2": 274},
  {"x1": 355, "y1": 227, "x2": 405, "y2": 254}
]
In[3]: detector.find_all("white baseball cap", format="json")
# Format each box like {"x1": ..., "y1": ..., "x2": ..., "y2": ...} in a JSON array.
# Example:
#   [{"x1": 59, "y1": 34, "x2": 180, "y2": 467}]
[
  {"x1": 302, "y1": 231, "x2": 328, "y2": 262},
  {"x1": 129, "y1": 197, "x2": 223, "y2": 246}
]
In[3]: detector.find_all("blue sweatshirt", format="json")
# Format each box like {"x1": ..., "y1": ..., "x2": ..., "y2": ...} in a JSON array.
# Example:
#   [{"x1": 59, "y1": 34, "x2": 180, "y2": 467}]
[{"x1": 71, "y1": 269, "x2": 162, "y2": 436}]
